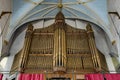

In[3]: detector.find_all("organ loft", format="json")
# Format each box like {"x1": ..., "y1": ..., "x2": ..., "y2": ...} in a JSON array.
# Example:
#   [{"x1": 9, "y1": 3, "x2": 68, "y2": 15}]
[{"x1": 10, "y1": 12, "x2": 108, "y2": 80}]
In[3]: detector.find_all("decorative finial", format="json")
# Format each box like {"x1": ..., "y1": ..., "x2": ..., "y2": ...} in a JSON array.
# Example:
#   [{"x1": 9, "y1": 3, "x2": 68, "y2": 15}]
[
  {"x1": 55, "y1": 11, "x2": 65, "y2": 23},
  {"x1": 86, "y1": 23, "x2": 93, "y2": 31},
  {"x1": 27, "y1": 23, "x2": 33, "y2": 31}
]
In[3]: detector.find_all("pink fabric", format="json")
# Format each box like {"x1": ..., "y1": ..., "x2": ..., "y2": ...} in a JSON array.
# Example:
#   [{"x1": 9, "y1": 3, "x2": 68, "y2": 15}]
[
  {"x1": 105, "y1": 74, "x2": 120, "y2": 80},
  {"x1": 0, "y1": 74, "x2": 3, "y2": 80},
  {"x1": 18, "y1": 74, "x2": 44, "y2": 80},
  {"x1": 85, "y1": 74, "x2": 104, "y2": 80}
]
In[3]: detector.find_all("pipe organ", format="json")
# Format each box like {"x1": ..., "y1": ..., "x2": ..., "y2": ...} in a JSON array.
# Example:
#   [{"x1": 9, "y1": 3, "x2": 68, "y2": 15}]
[{"x1": 11, "y1": 12, "x2": 108, "y2": 79}]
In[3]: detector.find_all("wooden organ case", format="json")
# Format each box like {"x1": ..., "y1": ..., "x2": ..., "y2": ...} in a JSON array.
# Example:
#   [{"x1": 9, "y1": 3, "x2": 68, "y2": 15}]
[{"x1": 11, "y1": 12, "x2": 108, "y2": 80}]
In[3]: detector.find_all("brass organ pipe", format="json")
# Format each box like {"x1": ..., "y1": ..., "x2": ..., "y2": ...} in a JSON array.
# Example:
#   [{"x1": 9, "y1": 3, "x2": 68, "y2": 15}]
[
  {"x1": 60, "y1": 29, "x2": 62, "y2": 66},
  {"x1": 70, "y1": 36, "x2": 73, "y2": 53},
  {"x1": 47, "y1": 35, "x2": 48, "y2": 53},
  {"x1": 76, "y1": 35, "x2": 78, "y2": 53},
  {"x1": 74, "y1": 35, "x2": 75, "y2": 53},
  {"x1": 69, "y1": 36, "x2": 70, "y2": 53},
  {"x1": 64, "y1": 29, "x2": 67, "y2": 67},
  {"x1": 53, "y1": 41, "x2": 55, "y2": 67},
  {"x1": 48, "y1": 36, "x2": 49, "y2": 53},
  {"x1": 42, "y1": 36, "x2": 44, "y2": 53},
  {"x1": 58, "y1": 28, "x2": 61, "y2": 66},
  {"x1": 40, "y1": 36, "x2": 42, "y2": 53},
  {"x1": 46, "y1": 36, "x2": 47, "y2": 53},
  {"x1": 41, "y1": 36, "x2": 43, "y2": 53},
  {"x1": 61, "y1": 29, "x2": 63, "y2": 67},
  {"x1": 62, "y1": 29, "x2": 66, "y2": 67},
  {"x1": 49, "y1": 35, "x2": 50, "y2": 52},
  {"x1": 62, "y1": 29, "x2": 65, "y2": 67},
  {"x1": 49, "y1": 35, "x2": 53, "y2": 52},
  {"x1": 51, "y1": 35, "x2": 53, "y2": 50},
  {"x1": 45, "y1": 36, "x2": 47, "y2": 53},
  {"x1": 63, "y1": 32, "x2": 66, "y2": 67},
  {"x1": 71, "y1": 34, "x2": 73, "y2": 53},
  {"x1": 68, "y1": 36, "x2": 69, "y2": 53},
  {"x1": 52, "y1": 35, "x2": 53, "y2": 49},
  {"x1": 39, "y1": 35, "x2": 41, "y2": 53},
  {"x1": 70, "y1": 36, "x2": 72, "y2": 53},
  {"x1": 53, "y1": 29, "x2": 58, "y2": 66},
  {"x1": 55, "y1": 29, "x2": 57, "y2": 66},
  {"x1": 56, "y1": 29, "x2": 59, "y2": 66},
  {"x1": 43, "y1": 36, "x2": 45, "y2": 53},
  {"x1": 37, "y1": 36, "x2": 39, "y2": 51},
  {"x1": 48, "y1": 35, "x2": 50, "y2": 53},
  {"x1": 43, "y1": 35, "x2": 47, "y2": 54}
]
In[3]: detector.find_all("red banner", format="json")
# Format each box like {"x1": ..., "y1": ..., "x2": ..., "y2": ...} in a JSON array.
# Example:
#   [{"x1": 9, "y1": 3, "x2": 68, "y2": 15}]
[
  {"x1": 85, "y1": 73, "x2": 120, "y2": 80},
  {"x1": 105, "y1": 74, "x2": 120, "y2": 80},
  {"x1": 85, "y1": 74, "x2": 104, "y2": 80},
  {"x1": 18, "y1": 74, "x2": 44, "y2": 80},
  {"x1": 0, "y1": 74, "x2": 3, "y2": 80}
]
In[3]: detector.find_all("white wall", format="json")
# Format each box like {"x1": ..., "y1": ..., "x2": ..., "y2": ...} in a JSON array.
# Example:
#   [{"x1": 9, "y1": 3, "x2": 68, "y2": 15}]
[
  {"x1": 0, "y1": 0, "x2": 12, "y2": 44},
  {"x1": 0, "y1": 0, "x2": 12, "y2": 76},
  {"x1": 108, "y1": 0, "x2": 120, "y2": 63}
]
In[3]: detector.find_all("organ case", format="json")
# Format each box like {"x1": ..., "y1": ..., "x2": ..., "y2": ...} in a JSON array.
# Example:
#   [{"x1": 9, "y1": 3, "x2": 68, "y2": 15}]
[{"x1": 10, "y1": 12, "x2": 108, "y2": 79}]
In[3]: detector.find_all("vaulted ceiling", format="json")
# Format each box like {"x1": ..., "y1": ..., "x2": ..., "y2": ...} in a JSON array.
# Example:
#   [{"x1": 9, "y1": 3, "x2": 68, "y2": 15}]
[{"x1": 6, "y1": 0, "x2": 114, "y2": 42}]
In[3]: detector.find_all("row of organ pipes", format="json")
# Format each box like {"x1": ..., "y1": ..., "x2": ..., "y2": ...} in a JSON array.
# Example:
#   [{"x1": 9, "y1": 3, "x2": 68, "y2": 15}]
[
  {"x1": 53, "y1": 21, "x2": 67, "y2": 71},
  {"x1": 31, "y1": 35, "x2": 54, "y2": 54}
]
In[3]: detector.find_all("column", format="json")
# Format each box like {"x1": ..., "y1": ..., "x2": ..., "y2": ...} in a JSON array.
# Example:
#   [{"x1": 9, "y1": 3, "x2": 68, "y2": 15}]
[
  {"x1": 105, "y1": 54, "x2": 116, "y2": 73},
  {"x1": 86, "y1": 23, "x2": 101, "y2": 72},
  {"x1": 19, "y1": 24, "x2": 33, "y2": 72}
]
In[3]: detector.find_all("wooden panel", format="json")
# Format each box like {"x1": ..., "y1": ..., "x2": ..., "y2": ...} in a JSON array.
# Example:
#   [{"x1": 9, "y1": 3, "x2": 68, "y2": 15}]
[
  {"x1": 25, "y1": 54, "x2": 53, "y2": 73},
  {"x1": 67, "y1": 54, "x2": 94, "y2": 73}
]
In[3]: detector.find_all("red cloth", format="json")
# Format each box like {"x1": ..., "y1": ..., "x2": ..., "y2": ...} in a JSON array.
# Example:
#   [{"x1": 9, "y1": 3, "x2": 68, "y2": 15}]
[
  {"x1": 85, "y1": 74, "x2": 104, "y2": 80},
  {"x1": 105, "y1": 74, "x2": 120, "y2": 80},
  {"x1": 0, "y1": 74, "x2": 3, "y2": 80},
  {"x1": 18, "y1": 74, "x2": 44, "y2": 80}
]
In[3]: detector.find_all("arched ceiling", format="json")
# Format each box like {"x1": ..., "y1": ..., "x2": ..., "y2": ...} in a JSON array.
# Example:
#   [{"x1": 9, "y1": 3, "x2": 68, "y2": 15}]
[{"x1": 6, "y1": 0, "x2": 114, "y2": 42}]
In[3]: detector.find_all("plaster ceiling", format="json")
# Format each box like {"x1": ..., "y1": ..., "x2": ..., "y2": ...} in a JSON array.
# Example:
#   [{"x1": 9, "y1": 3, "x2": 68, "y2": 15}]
[{"x1": 6, "y1": 0, "x2": 114, "y2": 42}]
